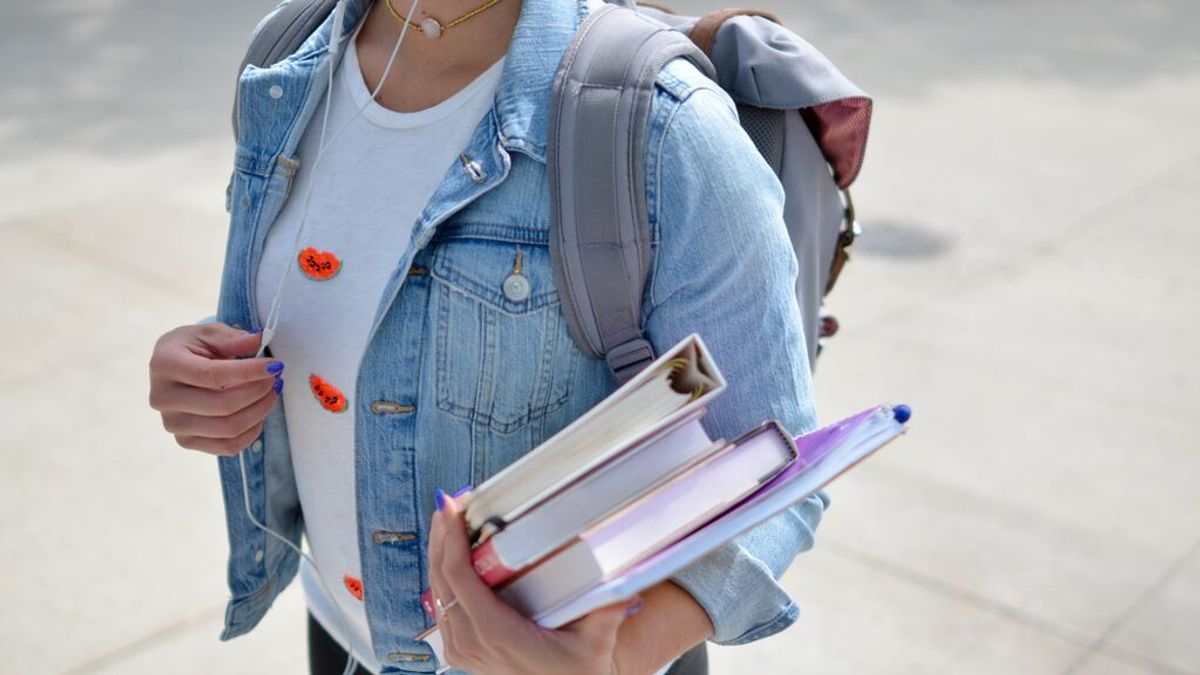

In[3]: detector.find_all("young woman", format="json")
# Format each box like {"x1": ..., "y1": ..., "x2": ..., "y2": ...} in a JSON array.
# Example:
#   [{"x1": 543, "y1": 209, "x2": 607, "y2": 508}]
[{"x1": 147, "y1": 0, "x2": 826, "y2": 672}]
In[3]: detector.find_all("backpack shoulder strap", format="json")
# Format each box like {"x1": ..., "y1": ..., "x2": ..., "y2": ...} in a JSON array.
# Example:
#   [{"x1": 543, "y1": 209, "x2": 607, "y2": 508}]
[
  {"x1": 548, "y1": 4, "x2": 714, "y2": 384},
  {"x1": 232, "y1": 0, "x2": 338, "y2": 137}
]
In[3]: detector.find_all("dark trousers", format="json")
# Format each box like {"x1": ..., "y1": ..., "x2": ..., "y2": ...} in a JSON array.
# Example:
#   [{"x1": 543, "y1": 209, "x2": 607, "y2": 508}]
[
  {"x1": 308, "y1": 613, "x2": 708, "y2": 675},
  {"x1": 308, "y1": 614, "x2": 372, "y2": 675}
]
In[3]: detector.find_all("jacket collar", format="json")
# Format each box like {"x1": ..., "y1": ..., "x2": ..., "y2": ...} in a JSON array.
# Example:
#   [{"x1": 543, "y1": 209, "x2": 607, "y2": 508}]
[{"x1": 333, "y1": 0, "x2": 587, "y2": 162}]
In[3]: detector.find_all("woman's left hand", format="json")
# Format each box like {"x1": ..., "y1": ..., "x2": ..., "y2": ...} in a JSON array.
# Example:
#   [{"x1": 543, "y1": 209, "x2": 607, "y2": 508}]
[{"x1": 427, "y1": 491, "x2": 640, "y2": 675}]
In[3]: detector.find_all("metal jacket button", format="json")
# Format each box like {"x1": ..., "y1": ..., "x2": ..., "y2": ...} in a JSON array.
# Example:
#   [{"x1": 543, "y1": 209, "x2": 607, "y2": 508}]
[
  {"x1": 268, "y1": 85, "x2": 284, "y2": 99},
  {"x1": 388, "y1": 652, "x2": 432, "y2": 663},
  {"x1": 459, "y1": 153, "x2": 486, "y2": 183},
  {"x1": 372, "y1": 530, "x2": 417, "y2": 545},
  {"x1": 370, "y1": 400, "x2": 415, "y2": 415},
  {"x1": 503, "y1": 273, "x2": 531, "y2": 302},
  {"x1": 503, "y1": 247, "x2": 530, "y2": 302}
]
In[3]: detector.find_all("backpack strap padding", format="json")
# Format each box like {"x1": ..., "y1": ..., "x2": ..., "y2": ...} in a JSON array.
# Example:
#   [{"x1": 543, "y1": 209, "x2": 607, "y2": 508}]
[
  {"x1": 232, "y1": 0, "x2": 337, "y2": 138},
  {"x1": 548, "y1": 5, "x2": 715, "y2": 383}
]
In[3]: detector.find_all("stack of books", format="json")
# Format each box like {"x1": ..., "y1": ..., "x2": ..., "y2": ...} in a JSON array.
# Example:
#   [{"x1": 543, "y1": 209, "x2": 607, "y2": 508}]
[{"x1": 416, "y1": 334, "x2": 909, "y2": 661}]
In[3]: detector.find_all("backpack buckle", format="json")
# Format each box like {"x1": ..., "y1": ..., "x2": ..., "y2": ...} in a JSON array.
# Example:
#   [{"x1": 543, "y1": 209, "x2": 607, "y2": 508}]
[
  {"x1": 825, "y1": 189, "x2": 860, "y2": 297},
  {"x1": 606, "y1": 338, "x2": 656, "y2": 384}
]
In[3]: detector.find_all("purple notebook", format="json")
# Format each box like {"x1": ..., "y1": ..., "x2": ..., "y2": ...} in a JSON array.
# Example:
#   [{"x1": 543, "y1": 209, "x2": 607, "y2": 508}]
[{"x1": 532, "y1": 404, "x2": 909, "y2": 628}]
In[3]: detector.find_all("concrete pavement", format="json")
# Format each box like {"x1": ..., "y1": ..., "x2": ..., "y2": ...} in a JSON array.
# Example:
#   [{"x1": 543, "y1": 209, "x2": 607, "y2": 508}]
[{"x1": 2, "y1": 1, "x2": 1198, "y2": 673}]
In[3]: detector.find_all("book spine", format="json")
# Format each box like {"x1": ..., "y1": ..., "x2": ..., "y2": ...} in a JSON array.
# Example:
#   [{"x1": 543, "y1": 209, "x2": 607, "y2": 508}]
[
  {"x1": 471, "y1": 539, "x2": 517, "y2": 586},
  {"x1": 420, "y1": 588, "x2": 436, "y2": 620}
]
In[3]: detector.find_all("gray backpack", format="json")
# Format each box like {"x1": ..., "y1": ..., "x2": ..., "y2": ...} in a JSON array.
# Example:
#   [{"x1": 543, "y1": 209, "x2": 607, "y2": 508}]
[{"x1": 235, "y1": 0, "x2": 872, "y2": 383}]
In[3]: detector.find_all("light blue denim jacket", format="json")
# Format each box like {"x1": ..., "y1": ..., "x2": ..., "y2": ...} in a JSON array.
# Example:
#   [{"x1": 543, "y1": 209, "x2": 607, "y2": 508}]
[{"x1": 216, "y1": 0, "x2": 826, "y2": 670}]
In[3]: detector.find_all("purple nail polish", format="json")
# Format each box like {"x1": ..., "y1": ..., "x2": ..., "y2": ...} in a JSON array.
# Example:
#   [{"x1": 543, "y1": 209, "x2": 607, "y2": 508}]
[
  {"x1": 435, "y1": 488, "x2": 447, "y2": 512},
  {"x1": 266, "y1": 361, "x2": 284, "y2": 375},
  {"x1": 624, "y1": 597, "x2": 645, "y2": 618},
  {"x1": 452, "y1": 484, "x2": 473, "y2": 498},
  {"x1": 273, "y1": 376, "x2": 284, "y2": 394},
  {"x1": 250, "y1": 326, "x2": 263, "y2": 335}
]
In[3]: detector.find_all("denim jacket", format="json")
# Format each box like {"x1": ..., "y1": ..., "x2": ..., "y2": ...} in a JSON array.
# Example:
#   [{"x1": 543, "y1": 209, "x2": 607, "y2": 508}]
[{"x1": 216, "y1": 0, "x2": 826, "y2": 671}]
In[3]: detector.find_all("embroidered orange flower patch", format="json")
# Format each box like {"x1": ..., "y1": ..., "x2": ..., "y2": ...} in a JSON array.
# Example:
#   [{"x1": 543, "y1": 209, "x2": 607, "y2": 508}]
[
  {"x1": 298, "y1": 246, "x2": 342, "y2": 280},
  {"x1": 310, "y1": 374, "x2": 348, "y2": 413},
  {"x1": 343, "y1": 574, "x2": 364, "y2": 601}
]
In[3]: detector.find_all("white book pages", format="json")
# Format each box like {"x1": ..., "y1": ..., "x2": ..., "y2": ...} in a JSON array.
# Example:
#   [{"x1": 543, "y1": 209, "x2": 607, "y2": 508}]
[
  {"x1": 465, "y1": 334, "x2": 724, "y2": 535},
  {"x1": 497, "y1": 538, "x2": 602, "y2": 615},
  {"x1": 491, "y1": 415, "x2": 719, "y2": 570},
  {"x1": 587, "y1": 427, "x2": 793, "y2": 574}
]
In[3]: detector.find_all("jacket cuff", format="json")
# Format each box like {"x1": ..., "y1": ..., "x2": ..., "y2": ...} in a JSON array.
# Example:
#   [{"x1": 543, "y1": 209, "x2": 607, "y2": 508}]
[{"x1": 669, "y1": 491, "x2": 828, "y2": 645}]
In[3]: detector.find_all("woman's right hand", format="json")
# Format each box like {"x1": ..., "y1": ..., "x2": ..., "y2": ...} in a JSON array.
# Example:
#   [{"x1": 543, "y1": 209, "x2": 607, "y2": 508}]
[{"x1": 148, "y1": 322, "x2": 284, "y2": 456}]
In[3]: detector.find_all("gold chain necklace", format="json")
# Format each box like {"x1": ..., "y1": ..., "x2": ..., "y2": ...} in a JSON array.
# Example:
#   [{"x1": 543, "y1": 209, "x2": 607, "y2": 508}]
[{"x1": 385, "y1": 0, "x2": 507, "y2": 39}]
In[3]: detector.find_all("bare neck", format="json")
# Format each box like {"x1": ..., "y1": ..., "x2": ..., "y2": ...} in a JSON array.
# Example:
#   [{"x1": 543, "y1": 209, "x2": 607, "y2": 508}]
[{"x1": 355, "y1": 0, "x2": 521, "y2": 113}]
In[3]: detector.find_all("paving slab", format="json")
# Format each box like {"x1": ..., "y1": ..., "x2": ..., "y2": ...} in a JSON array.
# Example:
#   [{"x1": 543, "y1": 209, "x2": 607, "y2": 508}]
[
  {"x1": 1071, "y1": 651, "x2": 1163, "y2": 675},
  {"x1": 1104, "y1": 546, "x2": 1200, "y2": 675},
  {"x1": 0, "y1": 223, "x2": 213, "y2": 387},
  {"x1": 83, "y1": 588, "x2": 308, "y2": 675},
  {"x1": 808, "y1": 155, "x2": 1200, "y2": 648},
  {"x1": 708, "y1": 545, "x2": 1083, "y2": 674},
  {"x1": 0, "y1": 345, "x2": 233, "y2": 673},
  {"x1": 0, "y1": 212, "x2": 230, "y2": 671}
]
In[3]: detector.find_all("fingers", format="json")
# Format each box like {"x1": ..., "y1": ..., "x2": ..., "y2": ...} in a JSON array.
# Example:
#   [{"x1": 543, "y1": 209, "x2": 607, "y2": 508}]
[
  {"x1": 428, "y1": 494, "x2": 462, "y2": 628},
  {"x1": 155, "y1": 349, "x2": 280, "y2": 391},
  {"x1": 553, "y1": 597, "x2": 638, "y2": 672},
  {"x1": 175, "y1": 419, "x2": 266, "y2": 457},
  {"x1": 426, "y1": 492, "x2": 633, "y2": 673},
  {"x1": 148, "y1": 323, "x2": 282, "y2": 456},
  {"x1": 428, "y1": 495, "x2": 485, "y2": 670},
  {"x1": 149, "y1": 323, "x2": 279, "y2": 391},
  {"x1": 427, "y1": 496, "x2": 451, "y2": 613},
  {"x1": 192, "y1": 322, "x2": 267, "y2": 359},
  {"x1": 160, "y1": 386, "x2": 278, "y2": 439},
  {"x1": 151, "y1": 377, "x2": 276, "y2": 417},
  {"x1": 431, "y1": 492, "x2": 534, "y2": 670},
  {"x1": 436, "y1": 496, "x2": 515, "y2": 630}
]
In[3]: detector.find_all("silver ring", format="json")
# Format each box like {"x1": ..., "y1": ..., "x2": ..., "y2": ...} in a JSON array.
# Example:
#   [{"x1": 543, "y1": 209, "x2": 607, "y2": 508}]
[{"x1": 435, "y1": 596, "x2": 459, "y2": 619}]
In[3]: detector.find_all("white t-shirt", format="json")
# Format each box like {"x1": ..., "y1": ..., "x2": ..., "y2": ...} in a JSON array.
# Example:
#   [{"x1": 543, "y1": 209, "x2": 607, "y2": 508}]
[{"x1": 255, "y1": 32, "x2": 504, "y2": 673}]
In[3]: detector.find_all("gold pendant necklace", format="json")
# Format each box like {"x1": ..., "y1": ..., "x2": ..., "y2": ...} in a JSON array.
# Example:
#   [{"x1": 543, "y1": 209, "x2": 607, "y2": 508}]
[{"x1": 385, "y1": 0, "x2": 507, "y2": 39}]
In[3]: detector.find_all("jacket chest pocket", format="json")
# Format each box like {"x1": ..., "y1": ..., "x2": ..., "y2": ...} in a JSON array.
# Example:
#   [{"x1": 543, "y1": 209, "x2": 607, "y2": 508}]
[{"x1": 429, "y1": 234, "x2": 582, "y2": 436}]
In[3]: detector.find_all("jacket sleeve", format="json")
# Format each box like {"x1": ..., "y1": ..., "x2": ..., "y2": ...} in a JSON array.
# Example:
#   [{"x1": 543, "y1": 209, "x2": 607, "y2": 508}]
[{"x1": 642, "y1": 74, "x2": 828, "y2": 646}]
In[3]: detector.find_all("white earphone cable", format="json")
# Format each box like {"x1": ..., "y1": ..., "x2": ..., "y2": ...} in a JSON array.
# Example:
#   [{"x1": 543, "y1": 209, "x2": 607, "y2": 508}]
[
  {"x1": 256, "y1": 0, "x2": 418, "y2": 360},
  {"x1": 242, "y1": 3, "x2": 422, "y2": 674},
  {"x1": 237, "y1": 456, "x2": 361, "y2": 675}
]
